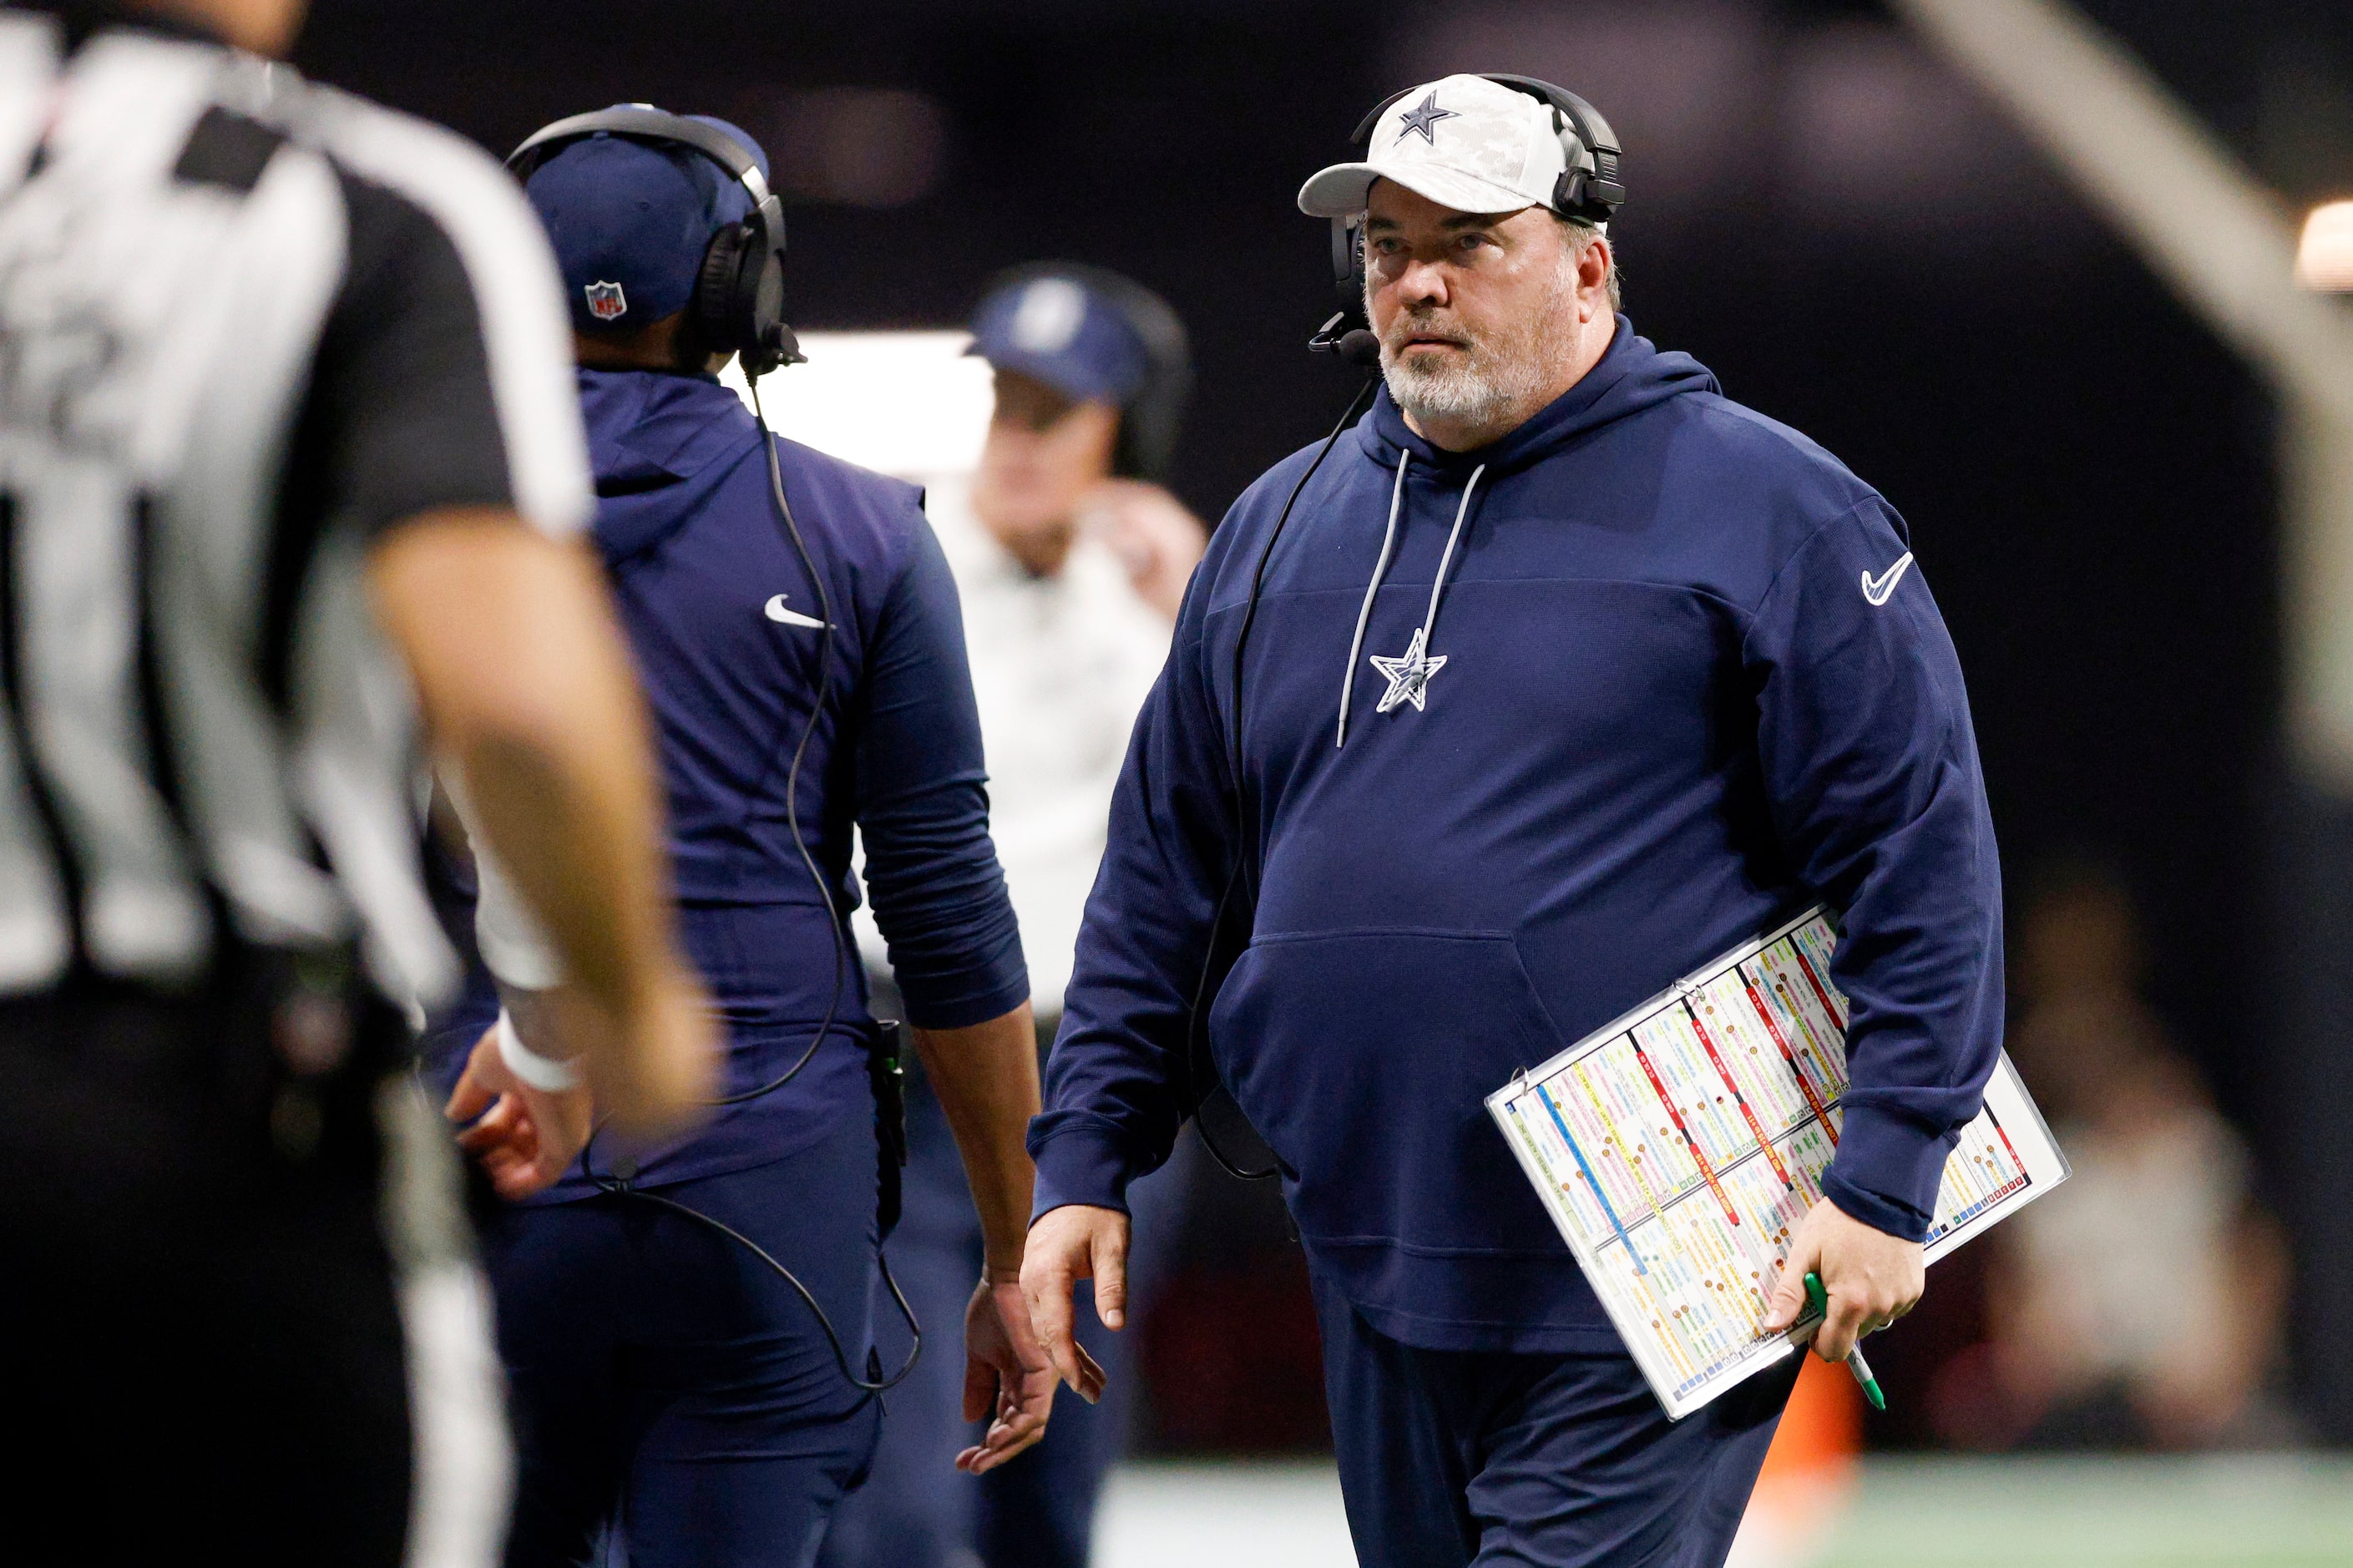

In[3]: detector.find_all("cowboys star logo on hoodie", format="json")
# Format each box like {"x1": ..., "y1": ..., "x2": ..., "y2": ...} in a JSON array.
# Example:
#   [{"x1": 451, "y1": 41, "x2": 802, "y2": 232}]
[{"x1": 585, "y1": 281, "x2": 627, "y2": 322}]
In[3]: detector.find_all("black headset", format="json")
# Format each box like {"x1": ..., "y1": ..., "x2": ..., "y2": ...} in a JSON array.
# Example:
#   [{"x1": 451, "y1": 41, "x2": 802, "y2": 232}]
[
  {"x1": 507, "y1": 104, "x2": 805, "y2": 379},
  {"x1": 1311, "y1": 74, "x2": 1627, "y2": 362}
]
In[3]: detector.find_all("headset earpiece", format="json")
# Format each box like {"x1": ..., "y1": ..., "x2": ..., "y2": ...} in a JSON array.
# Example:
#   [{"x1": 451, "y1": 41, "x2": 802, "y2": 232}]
[
  {"x1": 693, "y1": 212, "x2": 793, "y2": 373},
  {"x1": 695, "y1": 220, "x2": 750, "y2": 346},
  {"x1": 735, "y1": 195, "x2": 797, "y2": 374},
  {"x1": 1332, "y1": 215, "x2": 1364, "y2": 311},
  {"x1": 1484, "y1": 75, "x2": 1624, "y2": 223},
  {"x1": 1308, "y1": 216, "x2": 1369, "y2": 357}
]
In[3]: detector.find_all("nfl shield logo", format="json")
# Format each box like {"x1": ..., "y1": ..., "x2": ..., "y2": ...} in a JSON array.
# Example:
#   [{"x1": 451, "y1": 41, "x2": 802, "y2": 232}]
[{"x1": 585, "y1": 281, "x2": 627, "y2": 321}]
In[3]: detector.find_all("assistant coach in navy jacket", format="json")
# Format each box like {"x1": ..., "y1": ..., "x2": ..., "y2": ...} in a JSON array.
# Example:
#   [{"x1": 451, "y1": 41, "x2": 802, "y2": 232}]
[
  {"x1": 429, "y1": 112, "x2": 1057, "y2": 1565},
  {"x1": 1022, "y1": 73, "x2": 2002, "y2": 1568}
]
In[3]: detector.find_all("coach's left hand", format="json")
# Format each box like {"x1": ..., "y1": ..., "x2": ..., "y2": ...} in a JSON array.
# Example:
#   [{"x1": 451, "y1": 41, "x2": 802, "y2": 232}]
[
  {"x1": 955, "y1": 1269, "x2": 1060, "y2": 1474},
  {"x1": 445, "y1": 1024, "x2": 595, "y2": 1200},
  {"x1": 1761, "y1": 1196, "x2": 1924, "y2": 1364}
]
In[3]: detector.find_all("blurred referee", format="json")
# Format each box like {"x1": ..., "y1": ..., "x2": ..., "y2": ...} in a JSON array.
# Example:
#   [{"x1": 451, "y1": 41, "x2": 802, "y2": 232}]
[{"x1": 0, "y1": 3, "x2": 715, "y2": 1565}]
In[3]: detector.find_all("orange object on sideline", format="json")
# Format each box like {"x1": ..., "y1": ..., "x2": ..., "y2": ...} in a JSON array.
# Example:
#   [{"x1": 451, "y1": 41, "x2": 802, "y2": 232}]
[
  {"x1": 1726, "y1": 1356, "x2": 1864, "y2": 1568},
  {"x1": 1759, "y1": 1351, "x2": 1864, "y2": 1484}
]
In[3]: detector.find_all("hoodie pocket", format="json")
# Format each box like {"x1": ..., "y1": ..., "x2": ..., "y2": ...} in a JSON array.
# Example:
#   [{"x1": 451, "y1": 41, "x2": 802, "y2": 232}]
[{"x1": 1209, "y1": 928, "x2": 1575, "y2": 1257}]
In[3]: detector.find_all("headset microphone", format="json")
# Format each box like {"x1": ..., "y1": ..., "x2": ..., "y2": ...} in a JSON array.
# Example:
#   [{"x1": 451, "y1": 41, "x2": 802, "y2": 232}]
[{"x1": 1336, "y1": 329, "x2": 1381, "y2": 367}]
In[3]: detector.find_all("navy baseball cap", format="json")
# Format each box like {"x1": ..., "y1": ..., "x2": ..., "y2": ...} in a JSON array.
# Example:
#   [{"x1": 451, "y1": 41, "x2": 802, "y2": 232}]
[
  {"x1": 524, "y1": 110, "x2": 769, "y2": 335},
  {"x1": 966, "y1": 271, "x2": 1153, "y2": 407}
]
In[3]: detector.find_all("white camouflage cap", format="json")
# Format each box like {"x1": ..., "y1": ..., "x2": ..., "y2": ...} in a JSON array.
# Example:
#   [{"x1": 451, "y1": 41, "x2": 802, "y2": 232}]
[{"x1": 1299, "y1": 73, "x2": 1575, "y2": 220}]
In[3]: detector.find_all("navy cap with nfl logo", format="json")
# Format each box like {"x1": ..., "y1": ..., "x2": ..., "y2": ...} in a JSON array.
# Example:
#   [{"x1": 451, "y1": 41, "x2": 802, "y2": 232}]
[
  {"x1": 584, "y1": 281, "x2": 627, "y2": 323},
  {"x1": 522, "y1": 108, "x2": 769, "y2": 336}
]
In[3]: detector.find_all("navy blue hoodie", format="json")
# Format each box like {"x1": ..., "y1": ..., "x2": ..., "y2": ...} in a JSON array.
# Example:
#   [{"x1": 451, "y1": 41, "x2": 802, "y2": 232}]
[
  {"x1": 1030, "y1": 320, "x2": 2003, "y2": 1354},
  {"x1": 429, "y1": 367, "x2": 1028, "y2": 1196}
]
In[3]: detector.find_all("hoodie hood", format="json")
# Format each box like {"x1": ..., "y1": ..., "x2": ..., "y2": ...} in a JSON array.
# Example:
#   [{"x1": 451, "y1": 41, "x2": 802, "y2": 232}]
[
  {"x1": 579, "y1": 367, "x2": 768, "y2": 564},
  {"x1": 1357, "y1": 315, "x2": 1718, "y2": 476}
]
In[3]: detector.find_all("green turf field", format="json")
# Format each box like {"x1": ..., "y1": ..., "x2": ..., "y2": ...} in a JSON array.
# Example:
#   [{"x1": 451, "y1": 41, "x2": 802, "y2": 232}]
[
  {"x1": 1096, "y1": 1454, "x2": 2353, "y2": 1567},
  {"x1": 1814, "y1": 1457, "x2": 2353, "y2": 1568}
]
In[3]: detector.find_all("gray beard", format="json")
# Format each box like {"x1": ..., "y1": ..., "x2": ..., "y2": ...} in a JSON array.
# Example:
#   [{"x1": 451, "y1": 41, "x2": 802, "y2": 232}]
[
  {"x1": 1383, "y1": 340, "x2": 1541, "y2": 432},
  {"x1": 1375, "y1": 268, "x2": 1575, "y2": 440}
]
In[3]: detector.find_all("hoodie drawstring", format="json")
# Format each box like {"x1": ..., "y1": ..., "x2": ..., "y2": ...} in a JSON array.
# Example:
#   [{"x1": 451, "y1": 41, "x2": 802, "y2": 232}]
[
  {"x1": 1335, "y1": 458, "x2": 1487, "y2": 747},
  {"x1": 1421, "y1": 463, "x2": 1486, "y2": 650},
  {"x1": 1335, "y1": 452, "x2": 1410, "y2": 747}
]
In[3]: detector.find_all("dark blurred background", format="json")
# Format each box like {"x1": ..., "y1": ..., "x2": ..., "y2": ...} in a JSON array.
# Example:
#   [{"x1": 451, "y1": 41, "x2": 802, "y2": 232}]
[{"x1": 293, "y1": 0, "x2": 2353, "y2": 1452}]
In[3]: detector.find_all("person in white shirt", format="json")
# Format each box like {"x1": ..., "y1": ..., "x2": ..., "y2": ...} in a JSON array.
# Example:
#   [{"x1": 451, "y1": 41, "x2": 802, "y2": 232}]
[{"x1": 827, "y1": 265, "x2": 1202, "y2": 1568}]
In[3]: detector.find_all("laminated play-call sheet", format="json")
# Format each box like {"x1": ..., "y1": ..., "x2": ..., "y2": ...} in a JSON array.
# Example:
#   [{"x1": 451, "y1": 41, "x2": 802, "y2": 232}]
[{"x1": 1486, "y1": 908, "x2": 2068, "y2": 1419}]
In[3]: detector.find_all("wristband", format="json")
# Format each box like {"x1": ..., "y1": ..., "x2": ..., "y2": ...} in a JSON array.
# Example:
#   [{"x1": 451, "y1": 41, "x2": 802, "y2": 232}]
[{"x1": 496, "y1": 1009, "x2": 583, "y2": 1093}]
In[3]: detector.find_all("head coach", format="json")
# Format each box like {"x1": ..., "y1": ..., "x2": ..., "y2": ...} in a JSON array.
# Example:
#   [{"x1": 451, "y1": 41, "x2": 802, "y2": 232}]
[{"x1": 1021, "y1": 73, "x2": 2003, "y2": 1565}]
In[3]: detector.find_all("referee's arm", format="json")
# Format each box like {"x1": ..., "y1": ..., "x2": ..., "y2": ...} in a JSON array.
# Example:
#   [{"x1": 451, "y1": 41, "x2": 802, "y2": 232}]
[{"x1": 315, "y1": 131, "x2": 716, "y2": 1134}]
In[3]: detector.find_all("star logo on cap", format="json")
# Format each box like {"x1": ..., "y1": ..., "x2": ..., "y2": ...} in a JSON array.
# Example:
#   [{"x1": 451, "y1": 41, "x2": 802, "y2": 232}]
[{"x1": 1393, "y1": 92, "x2": 1457, "y2": 146}]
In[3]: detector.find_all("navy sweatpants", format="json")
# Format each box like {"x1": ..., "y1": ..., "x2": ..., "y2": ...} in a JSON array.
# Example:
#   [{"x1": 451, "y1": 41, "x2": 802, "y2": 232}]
[
  {"x1": 1313, "y1": 1273, "x2": 1796, "y2": 1568},
  {"x1": 482, "y1": 1112, "x2": 884, "y2": 1568}
]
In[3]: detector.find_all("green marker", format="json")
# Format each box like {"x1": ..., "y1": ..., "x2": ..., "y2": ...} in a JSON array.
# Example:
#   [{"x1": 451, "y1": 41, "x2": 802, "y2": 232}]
[{"x1": 1803, "y1": 1271, "x2": 1886, "y2": 1412}]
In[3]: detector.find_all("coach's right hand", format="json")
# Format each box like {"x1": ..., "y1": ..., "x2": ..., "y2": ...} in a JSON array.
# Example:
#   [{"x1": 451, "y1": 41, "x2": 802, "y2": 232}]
[
  {"x1": 955, "y1": 1270, "x2": 1059, "y2": 1474},
  {"x1": 1021, "y1": 1205, "x2": 1120, "y2": 1404}
]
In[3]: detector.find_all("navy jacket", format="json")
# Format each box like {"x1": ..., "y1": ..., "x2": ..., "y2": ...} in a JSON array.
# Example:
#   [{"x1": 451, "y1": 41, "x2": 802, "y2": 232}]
[
  {"x1": 1030, "y1": 321, "x2": 2003, "y2": 1353},
  {"x1": 435, "y1": 367, "x2": 1027, "y2": 1196}
]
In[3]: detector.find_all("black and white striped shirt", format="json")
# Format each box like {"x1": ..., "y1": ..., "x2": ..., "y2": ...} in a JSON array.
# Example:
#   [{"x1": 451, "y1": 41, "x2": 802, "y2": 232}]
[{"x1": 0, "y1": 6, "x2": 591, "y2": 1011}]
